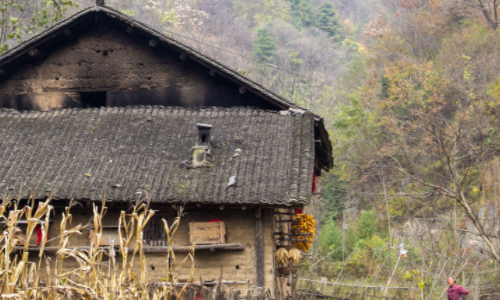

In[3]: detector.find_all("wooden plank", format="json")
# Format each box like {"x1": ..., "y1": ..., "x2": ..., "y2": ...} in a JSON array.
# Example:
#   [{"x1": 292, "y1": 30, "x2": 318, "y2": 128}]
[
  {"x1": 14, "y1": 243, "x2": 245, "y2": 253},
  {"x1": 255, "y1": 207, "x2": 265, "y2": 287},
  {"x1": 274, "y1": 232, "x2": 312, "y2": 236},
  {"x1": 43, "y1": 87, "x2": 115, "y2": 92},
  {"x1": 189, "y1": 221, "x2": 226, "y2": 245}
]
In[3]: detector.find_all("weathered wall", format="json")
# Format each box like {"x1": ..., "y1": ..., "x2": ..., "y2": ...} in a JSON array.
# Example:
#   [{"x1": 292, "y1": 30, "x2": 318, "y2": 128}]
[
  {"x1": 0, "y1": 26, "x2": 280, "y2": 111},
  {"x1": 24, "y1": 206, "x2": 275, "y2": 291},
  {"x1": 172, "y1": 209, "x2": 275, "y2": 291}
]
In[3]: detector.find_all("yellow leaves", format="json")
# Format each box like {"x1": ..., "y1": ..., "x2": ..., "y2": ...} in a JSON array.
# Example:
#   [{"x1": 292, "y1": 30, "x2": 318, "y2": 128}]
[
  {"x1": 384, "y1": 61, "x2": 448, "y2": 97},
  {"x1": 471, "y1": 186, "x2": 480, "y2": 195}
]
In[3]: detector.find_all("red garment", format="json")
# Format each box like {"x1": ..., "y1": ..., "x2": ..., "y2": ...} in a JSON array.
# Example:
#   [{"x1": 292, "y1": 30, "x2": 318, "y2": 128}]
[
  {"x1": 446, "y1": 285, "x2": 468, "y2": 300},
  {"x1": 35, "y1": 225, "x2": 43, "y2": 245},
  {"x1": 312, "y1": 172, "x2": 316, "y2": 193}
]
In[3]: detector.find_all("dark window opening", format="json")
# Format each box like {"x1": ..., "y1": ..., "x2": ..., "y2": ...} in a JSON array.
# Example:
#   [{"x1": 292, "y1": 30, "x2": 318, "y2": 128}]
[
  {"x1": 144, "y1": 215, "x2": 171, "y2": 247},
  {"x1": 81, "y1": 91, "x2": 107, "y2": 108},
  {"x1": 197, "y1": 123, "x2": 213, "y2": 146}
]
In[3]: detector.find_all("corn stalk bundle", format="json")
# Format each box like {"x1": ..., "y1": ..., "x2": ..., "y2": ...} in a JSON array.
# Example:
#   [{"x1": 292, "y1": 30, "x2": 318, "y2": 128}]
[{"x1": 0, "y1": 189, "x2": 195, "y2": 299}]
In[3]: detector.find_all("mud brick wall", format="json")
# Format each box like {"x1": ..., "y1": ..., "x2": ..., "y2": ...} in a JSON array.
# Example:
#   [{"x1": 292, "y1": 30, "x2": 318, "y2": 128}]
[
  {"x1": 23, "y1": 206, "x2": 275, "y2": 291},
  {"x1": 0, "y1": 28, "x2": 280, "y2": 111},
  {"x1": 172, "y1": 209, "x2": 275, "y2": 291}
]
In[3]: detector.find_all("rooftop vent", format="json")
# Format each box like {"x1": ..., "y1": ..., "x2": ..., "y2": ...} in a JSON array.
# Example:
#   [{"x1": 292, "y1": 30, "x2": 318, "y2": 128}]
[
  {"x1": 197, "y1": 123, "x2": 213, "y2": 146},
  {"x1": 191, "y1": 123, "x2": 213, "y2": 167}
]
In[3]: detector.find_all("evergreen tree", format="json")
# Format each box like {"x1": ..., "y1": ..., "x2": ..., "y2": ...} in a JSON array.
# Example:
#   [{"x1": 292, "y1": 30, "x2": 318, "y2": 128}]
[
  {"x1": 287, "y1": 0, "x2": 315, "y2": 30},
  {"x1": 252, "y1": 28, "x2": 277, "y2": 63},
  {"x1": 316, "y1": 3, "x2": 343, "y2": 42}
]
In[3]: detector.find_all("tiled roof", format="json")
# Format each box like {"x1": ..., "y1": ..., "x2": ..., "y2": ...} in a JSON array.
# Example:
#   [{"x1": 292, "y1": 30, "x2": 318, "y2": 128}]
[{"x1": 0, "y1": 106, "x2": 315, "y2": 205}]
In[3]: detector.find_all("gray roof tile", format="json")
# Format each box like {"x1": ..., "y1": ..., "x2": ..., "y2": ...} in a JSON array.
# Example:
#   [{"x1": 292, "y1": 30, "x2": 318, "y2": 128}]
[{"x1": 0, "y1": 107, "x2": 315, "y2": 205}]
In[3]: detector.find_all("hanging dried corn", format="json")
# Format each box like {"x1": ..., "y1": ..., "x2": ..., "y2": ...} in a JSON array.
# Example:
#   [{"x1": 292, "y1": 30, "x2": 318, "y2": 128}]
[{"x1": 291, "y1": 213, "x2": 316, "y2": 252}]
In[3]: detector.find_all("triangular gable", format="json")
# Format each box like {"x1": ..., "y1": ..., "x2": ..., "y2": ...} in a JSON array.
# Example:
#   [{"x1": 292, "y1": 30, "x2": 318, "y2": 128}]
[{"x1": 0, "y1": 6, "x2": 298, "y2": 112}]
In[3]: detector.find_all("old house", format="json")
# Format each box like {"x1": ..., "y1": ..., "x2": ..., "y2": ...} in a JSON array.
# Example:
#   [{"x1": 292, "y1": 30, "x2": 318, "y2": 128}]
[{"x1": 0, "y1": 0, "x2": 332, "y2": 292}]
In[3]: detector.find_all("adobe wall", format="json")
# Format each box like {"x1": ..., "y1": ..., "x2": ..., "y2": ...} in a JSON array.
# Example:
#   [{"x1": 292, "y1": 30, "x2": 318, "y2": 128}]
[
  {"x1": 22, "y1": 206, "x2": 275, "y2": 292},
  {"x1": 0, "y1": 27, "x2": 280, "y2": 111}
]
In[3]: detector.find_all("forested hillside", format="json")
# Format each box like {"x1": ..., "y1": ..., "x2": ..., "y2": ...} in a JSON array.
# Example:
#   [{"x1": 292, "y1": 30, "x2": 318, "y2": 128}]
[{"x1": 2, "y1": 0, "x2": 500, "y2": 296}]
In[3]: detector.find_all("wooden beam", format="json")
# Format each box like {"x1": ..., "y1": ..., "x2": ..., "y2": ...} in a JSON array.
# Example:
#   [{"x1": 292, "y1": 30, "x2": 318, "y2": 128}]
[
  {"x1": 28, "y1": 48, "x2": 45, "y2": 60},
  {"x1": 126, "y1": 26, "x2": 134, "y2": 36},
  {"x1": 149, "y1": 39, "x2": 158, "y2": 48},
  {"x1": 43, "y1": 87, "x2": 114, "y2": 93},
  {"x1": 15, "y1": 243, "x2": 245, "y2": 253},
  {"x1": 274, "y1": 232, "x2": 312, "y2": 236},
  {"x1": 63, "y1": 29, "x2": 73, "y2": 42},
  {"x1": 255, "y1": 207, "x2": 265, "y2": 287},
  {"x1": 0, "y1": 68, "x2": 9, "y2": 80}
]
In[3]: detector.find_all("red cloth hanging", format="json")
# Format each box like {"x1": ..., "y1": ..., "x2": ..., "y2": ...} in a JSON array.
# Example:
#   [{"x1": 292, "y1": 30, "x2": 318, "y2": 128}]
[
  {"x1": 294, "y1": 208, "x2": 303, "y2": 214},
  {"x1": 35, "y1": 224, "x2": 43, "y2": 245}
]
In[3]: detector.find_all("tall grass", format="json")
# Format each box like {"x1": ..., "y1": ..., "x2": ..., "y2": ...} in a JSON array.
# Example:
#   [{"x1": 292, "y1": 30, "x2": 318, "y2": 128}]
[{"x1": 0, "y1": 190, "x2": 195, "y2": 299}]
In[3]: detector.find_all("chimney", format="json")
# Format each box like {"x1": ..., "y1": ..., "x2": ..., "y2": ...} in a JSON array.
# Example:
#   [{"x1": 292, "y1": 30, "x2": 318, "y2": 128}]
[
  {"x1": 96, "y1": 0, "x2": 105, "y2": 6},
  {"x1": 191, "y1": 123, "x2": 213, "y2": 167}
]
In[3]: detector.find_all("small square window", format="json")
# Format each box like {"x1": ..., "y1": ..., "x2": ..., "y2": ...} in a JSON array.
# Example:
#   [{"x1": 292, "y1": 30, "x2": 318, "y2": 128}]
[{"x1": 81, "y1": 91, "x2": 107, "y2": 108}]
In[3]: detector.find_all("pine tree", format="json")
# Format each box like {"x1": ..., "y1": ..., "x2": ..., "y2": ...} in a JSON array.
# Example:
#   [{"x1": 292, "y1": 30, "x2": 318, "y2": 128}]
[
  {"x1": 316, "y1": 3, "x2": 343, "y2": 42},
  {"x1": 287, "y1": 0, "x2": 315, "y2": 29},
  {"x1": 252, "y1": 28, "x2": 277, "y2": 63}
]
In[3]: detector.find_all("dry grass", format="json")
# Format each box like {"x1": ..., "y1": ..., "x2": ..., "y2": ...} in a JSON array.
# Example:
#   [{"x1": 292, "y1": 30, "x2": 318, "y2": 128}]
[{"x1": 0, "y1": 190, "x2": 195, "y2": 299}]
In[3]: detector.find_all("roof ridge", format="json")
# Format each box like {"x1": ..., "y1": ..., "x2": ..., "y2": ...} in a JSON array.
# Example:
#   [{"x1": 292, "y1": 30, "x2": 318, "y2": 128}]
[{"x1": 0, "y1": 106, "x2": 304, "y2": 115}]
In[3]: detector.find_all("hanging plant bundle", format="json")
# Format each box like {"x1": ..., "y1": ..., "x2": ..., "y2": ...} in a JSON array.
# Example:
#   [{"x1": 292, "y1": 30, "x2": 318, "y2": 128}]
[
  {"x1": 292, "y1": 213, "x2": 315, "y2": 252},
  {"x1": 275, "y1": 248, "x2": 289, "y2": 265}
]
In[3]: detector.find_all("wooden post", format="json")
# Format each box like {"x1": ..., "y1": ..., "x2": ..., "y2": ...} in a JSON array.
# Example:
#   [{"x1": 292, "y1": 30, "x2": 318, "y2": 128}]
[
  {"x1": 320, "y1": 277, "x2": 327, "y2": 294},
  {"x1": 255, "y1": 207, "x2": 265, "y2": 288}
]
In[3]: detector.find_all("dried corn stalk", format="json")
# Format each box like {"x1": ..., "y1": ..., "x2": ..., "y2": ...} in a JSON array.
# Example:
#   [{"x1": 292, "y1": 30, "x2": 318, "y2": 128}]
[{"x1": 0, "y1": 188, "x2": 196, "y2": 299}]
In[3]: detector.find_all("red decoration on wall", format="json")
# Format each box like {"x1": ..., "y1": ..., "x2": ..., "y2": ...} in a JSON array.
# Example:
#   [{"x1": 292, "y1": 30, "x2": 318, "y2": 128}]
[
  {"x1": 312, "y1": 172, "x2": 317, "y2": 193},
  {"x1": 294, "y1": 208, "x2": 304, "y2": 214},
  {"x1": 35, "y1": 224, "x2": 43, "y2": 245}
]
